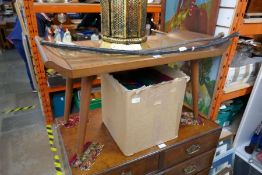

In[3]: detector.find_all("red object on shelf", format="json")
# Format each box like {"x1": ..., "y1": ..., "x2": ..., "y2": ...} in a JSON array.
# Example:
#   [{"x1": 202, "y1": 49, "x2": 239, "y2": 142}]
[{"x1": 257, "y1": 151, "x2": 262, "y2": 162}]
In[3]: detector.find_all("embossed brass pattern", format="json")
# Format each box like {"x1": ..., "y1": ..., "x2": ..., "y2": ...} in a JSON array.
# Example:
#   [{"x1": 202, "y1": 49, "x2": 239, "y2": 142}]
[
  {"x1": 100, "y1": 0, "x2": 111, "y2": 36},
  {"x1": 186, "y1": 144, "x2": 201, "y2": 155},
  {"x1": 121, "y1": 170, "x2": 133, "y2": 175},
  {"x1": 183, "y1": 165, "x2": 197, "y2": 175},
  {"x1": 100, "y1": 0, "x2": 147, "y2": 44}
]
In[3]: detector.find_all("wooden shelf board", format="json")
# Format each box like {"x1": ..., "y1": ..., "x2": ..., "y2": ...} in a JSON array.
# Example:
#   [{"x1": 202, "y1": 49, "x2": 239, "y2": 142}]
[
  {"x1": 33, "y1": 3, "x2": 162, "y2": 13},
  {"x1": 239, "y1": 23, "x2": 262, "y2": 36},
  {"x1": 57, "y1": 109, "x2": 220, "y2": 175},
  {"x1": 221, "y1": 86, "x2": 253, "y2": 102},
  {"x1": 47, "y1": 79, "x2": 100, "y2": 93}
]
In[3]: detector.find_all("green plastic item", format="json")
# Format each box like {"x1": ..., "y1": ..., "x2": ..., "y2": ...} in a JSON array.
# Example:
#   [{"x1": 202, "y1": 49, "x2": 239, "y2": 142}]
[
  {"x1": 217, "y1": 108, "x2": 233, "y2": 127},
  {"x1": 73, "y1": 92, "x2": 102, "y2": 110},
  {"x1": 217, "y1": 99, "x2": 244, "y2": 127}
]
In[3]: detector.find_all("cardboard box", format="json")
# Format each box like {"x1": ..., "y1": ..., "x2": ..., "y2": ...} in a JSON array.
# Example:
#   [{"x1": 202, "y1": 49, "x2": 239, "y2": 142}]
[{"x1": 101, "y1": 66, "x2": 189, "y2": 156}]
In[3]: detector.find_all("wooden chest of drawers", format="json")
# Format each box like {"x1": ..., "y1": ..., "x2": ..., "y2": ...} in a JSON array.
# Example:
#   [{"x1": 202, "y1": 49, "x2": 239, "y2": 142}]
[{"x1": 59, "y1": 109, "x2": 221, "y2": 175}]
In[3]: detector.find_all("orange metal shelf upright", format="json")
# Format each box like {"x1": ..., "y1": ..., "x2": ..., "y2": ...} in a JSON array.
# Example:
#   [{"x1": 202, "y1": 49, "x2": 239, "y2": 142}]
[
  {"x1": 239, "y1": 23, "x2": 262, "y2": 35},
  {"x1": 210, "y1": 0, "x2": 261, "y2": 120},
  {"x1": 24, "y1": 0, "x2": 54, "y2": 123},
  {"x1": 33, "y1": 3, "x2": 162, "y2": 13},
  {"x1": 23, "y1": 0, "x2": 165, "y2": 124},
  {"x1": 221, "y1": 86, "x2": 253, "y2": 102},
  {"x1": 47, "y1": 79, "x2": 101, "y2": 93}
]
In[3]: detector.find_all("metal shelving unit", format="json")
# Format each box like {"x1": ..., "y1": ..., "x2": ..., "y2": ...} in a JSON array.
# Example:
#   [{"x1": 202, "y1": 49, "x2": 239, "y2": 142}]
[
  {"x1": 33, "y1": 3, "x2": 162, "y2": 13},
  {"x1": 210, "y1": 0, "x2": 262, "y2": 120},
  {"x1": 22, "y1": 0, "x2": 261, "y2": 123},
  {"x1": 22, "y1": 0, "x2": 165, "y2": 124}
]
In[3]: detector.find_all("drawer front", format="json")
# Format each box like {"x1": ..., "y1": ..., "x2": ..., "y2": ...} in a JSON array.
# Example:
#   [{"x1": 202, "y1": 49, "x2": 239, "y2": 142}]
[
  {"x1": 163, "y1": 130, "x2": 220, "y2": 168},
  {"x1": 102, "y1": 154, "x2": 159, "y2": 175},
  {"x1": 196, "y1": 168, "x2": 210, "y2": 175},
  {"x1": 163, "y1": 149, "x2": 215, "y2": 175}
]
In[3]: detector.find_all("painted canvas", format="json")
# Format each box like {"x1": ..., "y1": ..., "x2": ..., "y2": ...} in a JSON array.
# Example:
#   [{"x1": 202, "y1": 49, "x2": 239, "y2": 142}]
[
  {"x1": 165, "y1": 0, "x2": 221, "y2": 117},
  {"x1": 165, "y1": 0, "x2": 219, "y2": 35}
]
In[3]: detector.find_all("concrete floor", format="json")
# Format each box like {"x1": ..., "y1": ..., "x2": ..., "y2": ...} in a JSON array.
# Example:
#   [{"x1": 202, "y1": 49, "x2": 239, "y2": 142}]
[{"x1": 0, "y1": 49, "x2": 56, "y2": 175}]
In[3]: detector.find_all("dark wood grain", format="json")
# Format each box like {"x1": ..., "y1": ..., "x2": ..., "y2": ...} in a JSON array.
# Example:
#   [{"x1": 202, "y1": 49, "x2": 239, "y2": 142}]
[
  {"x1": 100, "y1": 154, "x2": 159, "y2": 175},
  {"x1": 58, "y1": 109, "x2": 220, "y2": 175},
  {"x1": 246, "y1": 0, "x2": 262, "y2": 13},
  {"x1": 195, "y1": 168, "x2": 210, "y2": 175}
]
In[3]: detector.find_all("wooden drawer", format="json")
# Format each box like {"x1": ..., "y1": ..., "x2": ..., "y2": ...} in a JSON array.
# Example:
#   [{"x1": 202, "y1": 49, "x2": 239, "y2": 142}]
[
  {"x1": 196, "y1": 168, "x2": 210, "y2": 175},
  {"x1": 162, "y1": 130, "x2": 220, "y2": 169},
  {"x1": 162, "y1": 149, "x2": 215, "y2": 175},
  {"x1": 101, "y1": 154, "x2": 159, "y2": 175}
]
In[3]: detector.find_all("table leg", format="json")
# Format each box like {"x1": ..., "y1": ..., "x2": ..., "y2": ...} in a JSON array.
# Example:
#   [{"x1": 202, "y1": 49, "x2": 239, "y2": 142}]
[
  {"x1": 76, "y1": 76, "x2": 95, "y2": 157},
  {"x1": 191, "y1": 60, "x2": 199, "y2": 119},
  {"x1": 64, "y1": 78, "x2": 73, "y2": 123}
]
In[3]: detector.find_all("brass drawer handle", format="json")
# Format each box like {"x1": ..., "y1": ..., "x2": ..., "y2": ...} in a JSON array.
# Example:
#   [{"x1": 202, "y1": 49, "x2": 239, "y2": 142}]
[
  {"x1": 186, "y1": 144, "x2": 200, "y2": 155},
  {"x1": 121, "y1": 170, "x2": 132, "y2": 175},
  {"x1": 183, "y1": 165, "x2": 197, "y2": 175}
]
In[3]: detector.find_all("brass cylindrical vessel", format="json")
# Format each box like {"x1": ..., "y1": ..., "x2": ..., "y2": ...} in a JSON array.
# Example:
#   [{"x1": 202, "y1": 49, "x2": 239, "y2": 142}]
[{"x1": 100, "y1": 0, "x2": 147, "y2": 44}]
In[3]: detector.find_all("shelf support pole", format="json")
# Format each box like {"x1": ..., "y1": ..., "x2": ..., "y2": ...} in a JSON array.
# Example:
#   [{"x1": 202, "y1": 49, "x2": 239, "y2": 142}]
[{"x1": 191, "y1": 59, "x2": 199, "y2": 119}]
